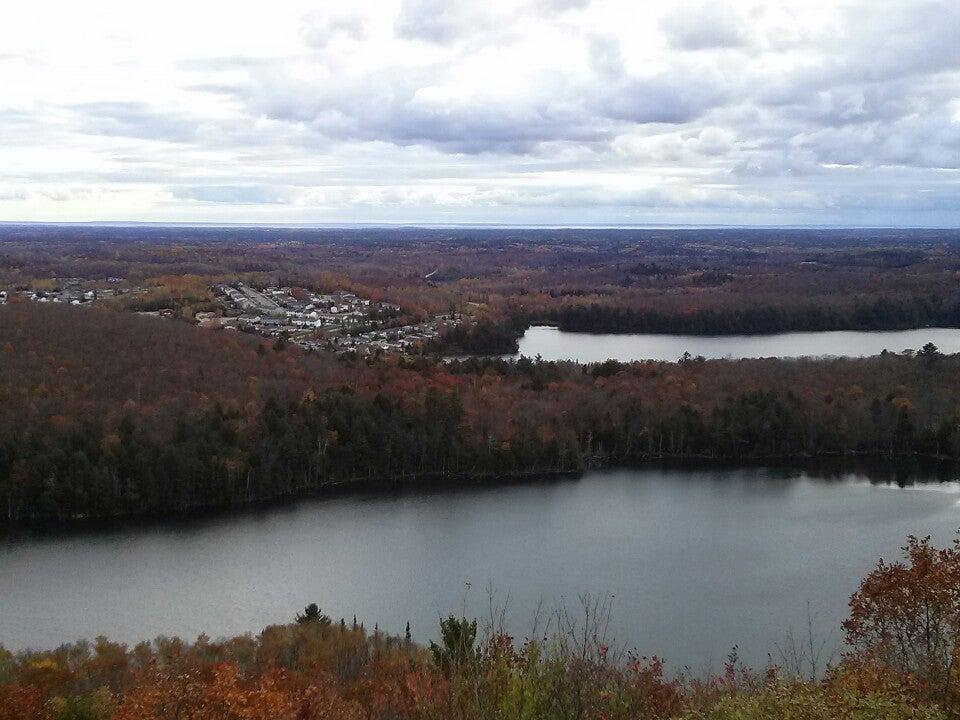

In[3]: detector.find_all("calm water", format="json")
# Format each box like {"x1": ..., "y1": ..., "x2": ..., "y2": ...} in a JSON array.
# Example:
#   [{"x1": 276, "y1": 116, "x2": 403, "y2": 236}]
[
  {"x1": 516, "y1": 325, "x2": 960, "y2": 363},
  {"x1": 3, "y1": 465, "x2": 960, "y2": 670}
]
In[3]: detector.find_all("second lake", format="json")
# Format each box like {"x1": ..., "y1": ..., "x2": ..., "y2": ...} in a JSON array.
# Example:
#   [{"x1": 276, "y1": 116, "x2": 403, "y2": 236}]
[{"x1": 515, "y1": 325, "x2": 960, "y2": 363}]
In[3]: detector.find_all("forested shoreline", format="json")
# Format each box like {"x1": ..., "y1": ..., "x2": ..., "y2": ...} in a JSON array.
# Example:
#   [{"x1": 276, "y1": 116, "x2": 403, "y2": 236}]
[
  {"x1": 532, "y1": 295, "x2": 960, "y2": 335},
  {"x1": 3, "y1": 379, "x2": 958, "y2": 522},
  {"x1": 3, "y1": 303, "x2": 960, "y2": 522}
]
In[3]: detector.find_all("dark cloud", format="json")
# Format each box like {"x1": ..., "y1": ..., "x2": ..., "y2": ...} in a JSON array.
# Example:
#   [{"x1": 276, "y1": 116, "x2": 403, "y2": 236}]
[
  {"x1": 204, "y1": 43, "x2": 728, "y2": 156},
  {"x1": 601, "y1": 70, "x2": 730, "y2": 125}
]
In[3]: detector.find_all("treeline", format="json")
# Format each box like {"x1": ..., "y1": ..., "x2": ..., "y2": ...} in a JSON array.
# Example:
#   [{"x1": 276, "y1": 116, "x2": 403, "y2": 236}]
[
  {"x1": 3, "y1": 532, "x2": 959, "y2": 719},
  {"x1": 438, "y1": 318, "x2": 521, "y2": 354},
  {"x1": 539, "y1": 295, "x2": 960, "y2": 335},
  {"x1": 4, "y1": 303, "x2": 960, "y2": 521},
  {"x1": 5, "y1": 376, "x2": 954, "y2": 521},
  {"x1": 0, "y1": 390, "x2": 580, "y2": 521}
]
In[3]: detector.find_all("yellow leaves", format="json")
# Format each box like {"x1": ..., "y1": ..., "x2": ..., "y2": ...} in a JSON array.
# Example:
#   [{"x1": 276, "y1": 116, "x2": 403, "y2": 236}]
[
  {"x1": 113, "y1": 664, "x2": 370, "y2": 720},
  {"x1": 27, "y1": 658, "x2": 59, "y2": 673},
  {"x1": 891, "y1": 396, "x2": 913, "y2": 413}
]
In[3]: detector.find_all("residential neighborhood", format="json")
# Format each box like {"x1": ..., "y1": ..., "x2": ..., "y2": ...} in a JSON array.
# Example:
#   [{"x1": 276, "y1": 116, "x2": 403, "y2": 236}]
[
  {"x1": 210, "y1": 282, "x2": 460, "y2": 354},
  {"x1": 0, "y1": 277, "x2": 462, "y2": 355},
  {"x1": 6, "y1": 277, "x2": 145, "y2": 306}
]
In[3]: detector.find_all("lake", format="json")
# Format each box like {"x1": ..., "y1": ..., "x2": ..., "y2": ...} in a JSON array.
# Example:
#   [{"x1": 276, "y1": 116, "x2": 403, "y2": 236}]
[
  {"x1": 3, "y1": 464, "x2": 960, "y2": 671},
  {"x1": 515, "y1": 325, "x2": 960, "y2": 363}
]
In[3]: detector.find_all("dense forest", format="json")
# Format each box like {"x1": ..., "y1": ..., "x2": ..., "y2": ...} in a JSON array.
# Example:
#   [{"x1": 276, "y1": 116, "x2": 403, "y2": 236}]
[
  {"x1": 4, "y1": 227, "x2": 960, "y2": 519},
  {"x1": 538, "y1": 295, "x2": 960, "y2": 335},
  {"x1": 2, "y1": 302, "x2": 960, "y2": 521},
  {"x1": 2, "y1": 532, "x2": 959, "y2": 719}
]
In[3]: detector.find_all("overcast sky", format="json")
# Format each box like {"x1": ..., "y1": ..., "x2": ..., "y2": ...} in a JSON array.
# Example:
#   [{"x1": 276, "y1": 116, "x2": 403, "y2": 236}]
[{"x1": 2, "y1": 0, "x2": 959, "y2": 225}]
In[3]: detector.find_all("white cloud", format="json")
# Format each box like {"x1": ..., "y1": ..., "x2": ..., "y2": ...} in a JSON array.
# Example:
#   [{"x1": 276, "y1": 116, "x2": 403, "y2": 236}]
[
  {"x1": 0, "y1": 0, "x2": 958, "y2": 224},
  {"x1": 301, "y1": 11, "x2": 366, "y2": 49},
  {"x1": 660, "y1": 2, "x2": 750, "y2": 51}
]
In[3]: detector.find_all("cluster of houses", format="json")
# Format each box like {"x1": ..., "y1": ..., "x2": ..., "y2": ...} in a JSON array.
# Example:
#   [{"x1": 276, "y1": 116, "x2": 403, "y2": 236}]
[
  {"x1": 210, "y1": 282, "x2": 459, "y2": 354},
  {"x1": 3, "y1": 278, "x2": 143, "y2": 306},
  {"x1": 0, "y1": 277, "x2": 463, "y2": 357}
]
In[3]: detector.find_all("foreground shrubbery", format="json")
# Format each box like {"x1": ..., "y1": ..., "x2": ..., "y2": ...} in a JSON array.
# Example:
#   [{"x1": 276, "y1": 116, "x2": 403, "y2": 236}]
[
  {"x1": 0, "y1": 621, "x2": 947, "y2": 720},
  {"x1": 4, "y1": 533, "x2": 960, "y2": 719}
]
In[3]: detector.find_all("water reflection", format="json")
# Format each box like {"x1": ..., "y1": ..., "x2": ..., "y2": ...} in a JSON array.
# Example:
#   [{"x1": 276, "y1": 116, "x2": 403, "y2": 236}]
[{"x1": 2, "y1": 460, "x2": 959, "y2": 672}]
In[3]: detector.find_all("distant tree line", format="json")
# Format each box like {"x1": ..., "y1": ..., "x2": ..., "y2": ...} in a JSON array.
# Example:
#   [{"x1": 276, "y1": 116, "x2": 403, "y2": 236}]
[
  {"x1": 438, "y1": 318, "x2": 522, "y2": 354},
  {"x1": 537, "y1": 296, "x2": 960, "y2": 335}
]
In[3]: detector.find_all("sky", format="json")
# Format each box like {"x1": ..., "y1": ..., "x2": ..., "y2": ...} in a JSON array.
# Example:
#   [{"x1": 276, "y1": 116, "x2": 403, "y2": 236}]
[{"x1": 1, "y1": 0, "x2": 959, "y2": 226}]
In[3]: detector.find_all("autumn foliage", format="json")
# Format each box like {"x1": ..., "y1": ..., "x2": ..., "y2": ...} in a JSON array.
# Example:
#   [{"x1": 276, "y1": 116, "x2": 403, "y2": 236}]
[
  {"x1": 3, "y1": 301, "x2": 960, "y2": 521},
  {"x1": 845, "y1": 534, "x2": 960, "y2": 709},
  {"x1": 2, "y1": 571, "x2": 957, "y2": 720}
]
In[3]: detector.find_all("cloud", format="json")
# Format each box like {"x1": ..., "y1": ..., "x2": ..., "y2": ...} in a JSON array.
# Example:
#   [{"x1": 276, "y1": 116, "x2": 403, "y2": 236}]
[
  {"x1": 393, "y1": 0, "x2": 492, "y2": 44},
  {"x1": 601, "y1": 68, "x2": 731, "y2": 125},
  {"x1": 73, "y1": 102, "x2": 200, "y2": 143},
  {"x1": 301, "y1": 11, "x2": 366, "y2": 49},
  {"x1": 661, "y1": 2, "x2": 749, "y2": 50},
  {"x1": 171, "y1": 185, "x2": 294, "y2": 204},
  {"x1": 535, "y1": 0, "x2": 592, "y2": 13},
  {"x1": 588, "y1": 35, "x2": 625, "y2": 78},
  {"x1": 1, "y1": 0, "x2": 959, "y2": 224},
  {"x1": 0, "y1": 186, "x2": 28, "y2": 200}
]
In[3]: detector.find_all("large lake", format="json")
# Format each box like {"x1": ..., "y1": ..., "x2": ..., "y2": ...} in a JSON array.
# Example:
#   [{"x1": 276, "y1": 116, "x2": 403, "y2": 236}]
[
  {"x1": 3, "y1": 464, "x2": 960, "y2": 671},
  {"x1": 516, "y1": 325, "x2": 960, "y2": 363}
]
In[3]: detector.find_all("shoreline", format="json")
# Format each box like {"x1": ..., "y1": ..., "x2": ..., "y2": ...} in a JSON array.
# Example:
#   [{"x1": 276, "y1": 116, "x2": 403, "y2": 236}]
[{"x1": 4, "y1": 452, "x2": 958, "y2": 535}]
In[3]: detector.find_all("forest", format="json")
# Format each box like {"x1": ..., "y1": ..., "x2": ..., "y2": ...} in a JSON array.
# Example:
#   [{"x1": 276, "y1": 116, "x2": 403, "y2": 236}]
[
  {"x1": 2, "y1": 301, "x2": 960, "y2": 521},
  {"x1": 3, "y1": 226, "x2": 960, "y2": 520},
  {"x1": 5, "y1": 228, "x2": 960, "y2": 719},
  {"x1": 2, "y1": 532, "x2": 959, "y2": 719},
  {"x1": 4, "y1": 225, "x2": 960, "y2": 338},
  {"x1": 537, "y1": 295, "x2": 960, "y2": 335}
]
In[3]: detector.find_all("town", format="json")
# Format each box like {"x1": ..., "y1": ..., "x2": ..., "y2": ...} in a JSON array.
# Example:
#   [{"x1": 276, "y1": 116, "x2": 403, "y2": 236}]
[
  {"x1": 0, "y1": 277, "x2": 144, "y2": 306},
  {"x1": 206, "y1": 282, "x2": 462, "y2": 355},
  {"x1": 0, "y1": 278, "x2": 463, "y2": 356}
]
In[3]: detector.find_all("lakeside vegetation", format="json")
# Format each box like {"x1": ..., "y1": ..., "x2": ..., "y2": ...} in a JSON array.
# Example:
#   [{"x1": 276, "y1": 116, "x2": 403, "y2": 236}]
[
  {"x1": 537, "y1": 295, "x2": 960, "y2": 336},
  {"x1": 2, "y1": 532, "x2": 959, "y2": 719},
  {"x1": 3, "y1": 302, "x2": 960, "y2": 521}
]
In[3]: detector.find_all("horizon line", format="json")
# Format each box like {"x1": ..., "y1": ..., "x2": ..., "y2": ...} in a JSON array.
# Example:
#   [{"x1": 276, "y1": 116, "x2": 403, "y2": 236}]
[{"x1": 1, "y1": 220, "x2": 959, "y2": 231}]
